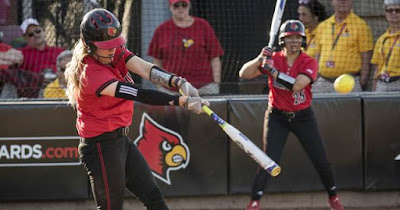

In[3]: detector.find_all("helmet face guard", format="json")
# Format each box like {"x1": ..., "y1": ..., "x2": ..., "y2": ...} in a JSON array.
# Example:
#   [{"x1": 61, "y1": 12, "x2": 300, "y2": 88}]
[
  {"x1": 92, "y1": 34, "x2": 126, "y2": 49},
  {"x1": 80, "y1": 9, "x2": 125, "y2": 53},
  {"x1": 278, "y1": 20, "x2": 306, "y2": 48}
]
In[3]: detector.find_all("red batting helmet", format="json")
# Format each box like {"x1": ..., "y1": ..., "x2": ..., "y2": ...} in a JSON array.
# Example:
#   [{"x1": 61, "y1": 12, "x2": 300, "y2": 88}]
[
  {"x1": 80, "y1": 8, "x2": 126, "y2": 53},
  {"x1": 278, "y1": 20, "x2": 306, "y2": 47}
]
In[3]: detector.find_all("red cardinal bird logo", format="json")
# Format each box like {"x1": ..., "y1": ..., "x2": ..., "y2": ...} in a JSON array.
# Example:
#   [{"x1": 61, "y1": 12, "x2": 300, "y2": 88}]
[
  {"x1": 107, "y1": 27, "x2": 117, "y2": 36},
  {"x1": 134, "y1": 113, "x2": 190, "y2": 185}
]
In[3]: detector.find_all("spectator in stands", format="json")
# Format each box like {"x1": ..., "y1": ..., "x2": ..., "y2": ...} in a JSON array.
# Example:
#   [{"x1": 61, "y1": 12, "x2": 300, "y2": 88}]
[
  {"x1": 371, "y1": 0, "x2": 400, "y2": 92},
  {"x1": 298, "y1": 0, "x2": 327, "y2": 58},
  {"x1": 147, "y1": 0, "x2": 224, "y2": 95},
  {"x1": 44, "y1": 50, "x2": 72, "y2": 99},
  {"x1": 0, "y1": 40, "x2": 23, "y2": 98},
  {"x1": 313, "y1": 0, "x2": 374, "y2": 93},
  {"x1": 18, "y1": 18, "x2": 64, "y2": 98}
]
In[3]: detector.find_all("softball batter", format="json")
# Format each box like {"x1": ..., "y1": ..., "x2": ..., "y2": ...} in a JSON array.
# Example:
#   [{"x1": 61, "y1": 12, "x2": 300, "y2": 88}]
[
  {"x1": 65, "y1": 8, "x2": 208, "y2": 210},
  {"x1": 239, "y1": 20, "x2": 344, "y2": 210}
]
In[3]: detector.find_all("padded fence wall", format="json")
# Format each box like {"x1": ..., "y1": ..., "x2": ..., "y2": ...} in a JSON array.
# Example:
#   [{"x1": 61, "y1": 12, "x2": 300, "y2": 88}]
[
  {"x1": 363, "y1": 94, "x2": 400, "y2": 190},
  {"x1": 0, "y1": 102, "x2": 88, "y2": 200},
  {"x1": 0, "y1": 94, "x2": 398, "y2": 200}
]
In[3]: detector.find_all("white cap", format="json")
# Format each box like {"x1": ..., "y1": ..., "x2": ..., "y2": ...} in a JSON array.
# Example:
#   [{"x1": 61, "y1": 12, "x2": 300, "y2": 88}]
[
  {"x1": 20, "y1": 18, "x2": 40, "y2": 34},
  {"x1": 384, "y1": 0, "x2": 400, "y2": 6}
]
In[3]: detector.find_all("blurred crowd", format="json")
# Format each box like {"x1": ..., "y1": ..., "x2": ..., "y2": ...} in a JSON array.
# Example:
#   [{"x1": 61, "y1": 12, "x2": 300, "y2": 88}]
[{"x1": 0, "y1": 0, "x2": 399, "y2": 100}]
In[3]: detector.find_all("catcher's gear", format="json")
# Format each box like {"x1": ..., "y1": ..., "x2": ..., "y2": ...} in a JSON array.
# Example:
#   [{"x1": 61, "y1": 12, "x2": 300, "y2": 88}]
[
  {"x1": 278, "y1": 20, "x2": 306, "y2": 48},
  {"x1": 80, "y1": 8, "x2": 126, "y2": 53}
]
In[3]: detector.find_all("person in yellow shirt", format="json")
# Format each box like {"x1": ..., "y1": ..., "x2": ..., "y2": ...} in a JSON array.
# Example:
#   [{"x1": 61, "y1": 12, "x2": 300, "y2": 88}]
[
  {"x1": 298, "y1": 0, "x2": 327, "y2": 59},
  {"x1": 44, "y1": 50, "x2": 72, "y2": 99},
  {"x1": 371, "y1": 0, "x2": 400, "y2": 92},
  {"x1": 313, "y1": 0, "x2": 374, "y2": 93}
]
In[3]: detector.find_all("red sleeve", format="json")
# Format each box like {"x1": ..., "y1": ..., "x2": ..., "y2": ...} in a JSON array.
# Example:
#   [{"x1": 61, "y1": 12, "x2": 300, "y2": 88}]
[
  {"x1": 202, "y1": 19, "x2": 224, "y2": 59},
  {"x1": 299, "y1": 55, "x2": 318, "y2": 82},
  {"x1": 82, "y1": 65, "x2": 118, "y2": 96}
]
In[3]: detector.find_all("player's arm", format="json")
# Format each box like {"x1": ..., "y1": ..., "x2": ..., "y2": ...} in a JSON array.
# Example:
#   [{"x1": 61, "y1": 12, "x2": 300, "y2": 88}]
[
  {"x1": 126, "y1": 55, "x2": 199, "y2": 96},
  {"x1": 260, "y1": 54, "x2": 313, "y2": 91},
  {"x1": 239, "y1": 57, "x2": 262, "y2": 79},
  {"x1": 239, "y1": 47, "x2": 272, "y2": 79},
  {"x1": 263, "y1": 68, "x2": 311, "y2": 92},
  {"x1": 153, "y1": 58, "x2": 163, "y2": 68},
  {"x1": 99, "y1": 81, "x2": 209, "y2": 114}
]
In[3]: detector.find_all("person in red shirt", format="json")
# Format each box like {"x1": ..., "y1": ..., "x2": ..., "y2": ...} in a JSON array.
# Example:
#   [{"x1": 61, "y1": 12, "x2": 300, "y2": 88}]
[
  {"x1": 14, "y1": 18, "x2": 64, "y2": 98},
  {"x1": 20, "y1": 18, "x2": 64, "y2": 73},
  {"x1": 147, "y1": 0, "x2": 224, "y2": 95},
  {"x1": 65, "y1": 9, "x2": 208, "y2": 210},
  {"x1": 239, "y1": 20, "x2": 344, "y2": 210}
]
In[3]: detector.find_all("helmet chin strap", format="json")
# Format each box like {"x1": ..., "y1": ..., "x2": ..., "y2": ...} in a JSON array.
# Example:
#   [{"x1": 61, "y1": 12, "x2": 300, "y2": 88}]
[
  {"x1": 93, "y1": 46, "x2": 126, "y2": 65},
  {"x1": 94, "y1": 52, "x2": 114, "y2": 64}
]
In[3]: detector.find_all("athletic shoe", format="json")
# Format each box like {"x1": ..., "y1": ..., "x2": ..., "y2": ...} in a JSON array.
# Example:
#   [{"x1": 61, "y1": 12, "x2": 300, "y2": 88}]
[
  {"x1": 246, "y1": 200, "x2": 260, "y2": 210},
  {"x1": 328, "y1": 195, "x2": 344, "y2": 210}
]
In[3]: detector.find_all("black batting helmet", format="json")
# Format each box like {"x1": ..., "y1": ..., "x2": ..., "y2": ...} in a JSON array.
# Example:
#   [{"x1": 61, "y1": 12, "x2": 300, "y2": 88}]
[
  {"x1": 278, "y1": 20, "x2": 306, "y2": 48},
  {"x1": 80, "y1": 8, "x2": 126, "y2": 53}
]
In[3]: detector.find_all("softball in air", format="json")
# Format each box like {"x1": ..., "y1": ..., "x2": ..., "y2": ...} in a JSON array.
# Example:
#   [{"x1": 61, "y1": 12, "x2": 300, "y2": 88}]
[{"x1": 334, "y1": 74, "x2": 355, "y2": 94}]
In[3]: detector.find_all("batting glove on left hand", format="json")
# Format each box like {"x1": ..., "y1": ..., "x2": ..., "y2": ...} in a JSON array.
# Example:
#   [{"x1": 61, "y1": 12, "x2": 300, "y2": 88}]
[
  {"x1": 178, "y1": 79, "x2": 199, "y2": 97},
  {"x1": 182, "y1": 96, "x2": 210, "y2": 114}
]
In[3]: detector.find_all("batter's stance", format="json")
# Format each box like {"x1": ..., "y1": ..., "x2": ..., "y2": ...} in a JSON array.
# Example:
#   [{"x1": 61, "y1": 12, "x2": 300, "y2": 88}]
[
  {"x1": 64, "y1": 9, "x2": 208, "y2": 210},
  {"x1": 239, "y1": 20, "x2": 344, "y2": 210}
]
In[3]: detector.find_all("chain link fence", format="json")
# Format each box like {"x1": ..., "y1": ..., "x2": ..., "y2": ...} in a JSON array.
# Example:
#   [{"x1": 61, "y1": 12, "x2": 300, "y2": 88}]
[{"x1": 0, "y1": 0, "x2": 398, "y2": 100}]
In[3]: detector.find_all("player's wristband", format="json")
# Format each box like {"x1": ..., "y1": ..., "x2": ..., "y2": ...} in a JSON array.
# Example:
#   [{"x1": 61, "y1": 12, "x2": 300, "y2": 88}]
[
  {"x1": 149, "y1": 66, "x2": 174, "y2": 87},
  {"x1": 276, "y1": 72, "x2": 296, "y2": 90}
]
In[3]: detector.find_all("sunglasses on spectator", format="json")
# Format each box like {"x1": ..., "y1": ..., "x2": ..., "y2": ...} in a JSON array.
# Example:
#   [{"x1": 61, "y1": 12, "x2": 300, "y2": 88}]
[
  {"x1": 385, "y1": 8, "x2": 400, "y2": 13},
  {"x1": 26, "y1": 29, "x2": 42, "y2": 37},
  {"x1": 173, "y1": 2, "x2": 188, "y2": 8}
]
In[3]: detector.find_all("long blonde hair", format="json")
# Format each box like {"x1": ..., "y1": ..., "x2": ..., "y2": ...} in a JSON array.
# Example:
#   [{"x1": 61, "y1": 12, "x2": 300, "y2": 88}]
[{"x1": 64, "y1": 39, "x2": 89, "y2": 106}]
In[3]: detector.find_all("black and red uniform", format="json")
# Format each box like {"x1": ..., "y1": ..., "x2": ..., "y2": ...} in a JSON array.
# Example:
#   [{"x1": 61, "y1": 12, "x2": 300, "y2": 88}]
[
  {"x1": 250, "y1": 50, "x2": 338, "y2": 200},
  {"x1": 77, "y1": 47, "x2": 168, "y2": 210}
]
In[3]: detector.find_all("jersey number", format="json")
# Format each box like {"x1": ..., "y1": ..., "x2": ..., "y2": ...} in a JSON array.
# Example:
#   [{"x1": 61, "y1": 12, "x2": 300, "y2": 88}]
[{"x1": 293, "y1": 90, "x2": 306, "y2": 105}]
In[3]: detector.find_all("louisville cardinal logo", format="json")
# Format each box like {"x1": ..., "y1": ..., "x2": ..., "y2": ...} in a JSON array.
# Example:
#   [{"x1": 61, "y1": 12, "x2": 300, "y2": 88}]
[
  {"x1": 134, "y1": 113, "x2": 190, "y2": 185},
  {"x1": 107, "y1": 27, "x2": 117, "y2": 36},
  {"x1": 290, "y1": 23, "x2": 299, "y2": 31}
]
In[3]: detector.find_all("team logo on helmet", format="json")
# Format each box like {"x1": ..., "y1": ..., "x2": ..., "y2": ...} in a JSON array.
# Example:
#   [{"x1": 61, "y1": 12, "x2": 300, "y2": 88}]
[
  {"x1": 107, "y1": 27, "x2": 117, "y2": 36},
  {"x1": 290, "y1": 23, "x2": 299, "y2": 31},
  {"x1": 134, "y1": 113, "x2": 190, "y2": 185}
]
